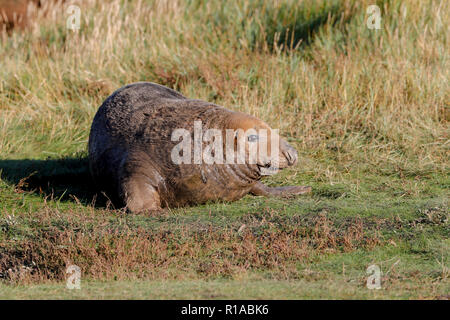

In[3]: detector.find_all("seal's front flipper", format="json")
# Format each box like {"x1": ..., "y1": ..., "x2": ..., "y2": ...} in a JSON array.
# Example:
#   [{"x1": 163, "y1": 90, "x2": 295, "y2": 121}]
[
  {"x1": 250, "y1": 181, "x2": 311, "y2": 197},
  {"x1": 121, "y1": 174, "x2": 162, "y2": 213}
]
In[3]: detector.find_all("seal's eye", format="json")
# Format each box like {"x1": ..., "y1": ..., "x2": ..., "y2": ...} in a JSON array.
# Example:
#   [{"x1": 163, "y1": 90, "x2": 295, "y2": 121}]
[{"x1": 247, "y1": 134, "x2": 259, "y2": 142}]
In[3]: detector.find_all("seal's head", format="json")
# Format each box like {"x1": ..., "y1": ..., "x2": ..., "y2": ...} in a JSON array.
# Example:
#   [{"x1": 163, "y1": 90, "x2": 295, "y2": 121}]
[{"x1": 226, "y1": 112, "x2": 298, "y2": 176}]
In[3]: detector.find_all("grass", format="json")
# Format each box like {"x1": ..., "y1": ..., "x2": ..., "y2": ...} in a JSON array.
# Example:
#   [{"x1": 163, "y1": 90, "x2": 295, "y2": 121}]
[{"x1": 0, "y1": 0, "x2": 448, "y2": 299}]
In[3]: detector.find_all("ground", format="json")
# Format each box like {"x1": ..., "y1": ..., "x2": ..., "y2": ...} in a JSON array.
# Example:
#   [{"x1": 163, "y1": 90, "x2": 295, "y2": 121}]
[{"x1": 0, "y1": 0, "x2": 448, "y2": 299}]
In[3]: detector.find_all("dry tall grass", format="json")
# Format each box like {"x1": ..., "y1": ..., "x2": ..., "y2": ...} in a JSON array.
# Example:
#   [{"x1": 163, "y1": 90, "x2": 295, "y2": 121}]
[
  {"x1": 0, "y1": 207, "x2": 381, "y2": 283},
  {"x1": 0, "y1": 0, "x2": 447, "y2": 182}
]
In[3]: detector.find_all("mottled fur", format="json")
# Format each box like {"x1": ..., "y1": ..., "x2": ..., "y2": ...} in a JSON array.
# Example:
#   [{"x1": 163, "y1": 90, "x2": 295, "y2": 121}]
[{"x1": 89, "y1": 82, "x2": 310, "y2": 212}]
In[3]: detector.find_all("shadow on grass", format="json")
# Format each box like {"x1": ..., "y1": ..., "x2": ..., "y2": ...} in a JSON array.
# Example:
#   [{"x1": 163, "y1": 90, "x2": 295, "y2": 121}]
[
  {"x1": 0, "y1": 157, "x2": 109, "y2": 207},
  {"x1": 264, "y1": 2, "x2": 341, "y2": 49},
  {"x1": 246, "y1": 0, "x2": 354, "y2": 51}
]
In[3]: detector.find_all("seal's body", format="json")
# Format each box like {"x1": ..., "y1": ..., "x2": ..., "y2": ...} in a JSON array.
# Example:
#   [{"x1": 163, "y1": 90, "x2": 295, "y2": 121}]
[{"x1": 89, "y1": 82, "x2": 310, "y2": 212}]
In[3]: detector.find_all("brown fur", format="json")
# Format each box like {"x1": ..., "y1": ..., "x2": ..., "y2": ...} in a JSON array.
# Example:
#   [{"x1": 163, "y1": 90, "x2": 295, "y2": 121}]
[
  {"x1": 0, "y1": 0, "x2": 65, "y2": 33},
  {"x1": 88, "y1": 82, "x2": 310, "y2": 212},
  {"x1": 0, "y1": 0, "x2": 38, "y2": 31}
]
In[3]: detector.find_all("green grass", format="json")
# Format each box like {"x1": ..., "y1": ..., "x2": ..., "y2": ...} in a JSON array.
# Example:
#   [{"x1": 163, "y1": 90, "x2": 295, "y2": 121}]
[
  {"x1": 1, "y1": 274, "x2": 447, "y2": 300},
  {"x1": 0, "y1": 162, "x2": 448, "y2": 299},
  {"x1": 0, "y1": 0, "x2": 448, "y2": 299}
]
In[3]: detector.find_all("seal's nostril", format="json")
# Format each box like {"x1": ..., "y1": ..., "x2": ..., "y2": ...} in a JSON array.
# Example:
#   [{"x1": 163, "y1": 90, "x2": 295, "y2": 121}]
[
  {"x1": 291, "y1": 153, "x2": 298, "y2": 165},
  {"x1": 284, "y1": 149, "x2": 298, "y2": 166}
]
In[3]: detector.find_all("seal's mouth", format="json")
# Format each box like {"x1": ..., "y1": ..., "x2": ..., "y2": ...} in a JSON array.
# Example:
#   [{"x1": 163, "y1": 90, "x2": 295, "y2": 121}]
[
  {"x1": 256, "y1": 142, "x2": 298, "y2": 176},
  {"x1": 257, "y1": 162, "x2": 282, "y2": 176}
]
